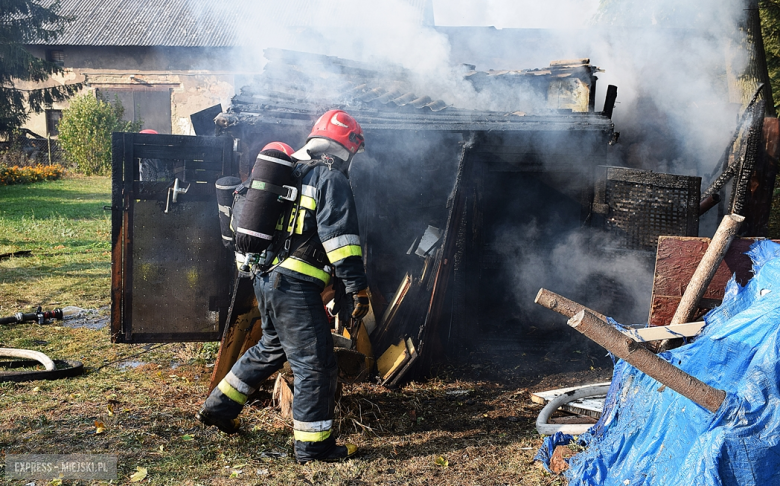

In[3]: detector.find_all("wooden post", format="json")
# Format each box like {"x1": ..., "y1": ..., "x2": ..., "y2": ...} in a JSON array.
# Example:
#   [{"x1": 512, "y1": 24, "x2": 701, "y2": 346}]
[
  {"x1": 670, "y1": 214, "x2": 744, "y2": 325},
  {"x1": 534, "y1": 288, "x2": 606, "y2": 320},
  {"x1": 569, "y1": 310, "x2": 726, "y2": 413}
]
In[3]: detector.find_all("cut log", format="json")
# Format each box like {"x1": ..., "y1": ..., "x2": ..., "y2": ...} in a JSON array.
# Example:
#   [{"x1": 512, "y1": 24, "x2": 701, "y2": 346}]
[
  {"x1": 568, "y1": 310, "x2": 726, "y2": 413},
  {"x1": 534, "y1": 288, "x2": 606, "y2": 320},
  {"x1": 670, "y1": 214, "x2": 744, "y2": 325},
  {"x1": 272, "y1": 372, "x2": 295, "y2": 420}
]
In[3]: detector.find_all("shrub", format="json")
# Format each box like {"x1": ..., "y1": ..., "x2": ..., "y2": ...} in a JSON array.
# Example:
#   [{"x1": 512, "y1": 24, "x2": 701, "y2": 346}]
[
  {"x1": 0, "y1": 164, "x2": 64, "y2": 185},
  {"x1": 58, "y1": 93, "x2": 142, "y2": 176}
]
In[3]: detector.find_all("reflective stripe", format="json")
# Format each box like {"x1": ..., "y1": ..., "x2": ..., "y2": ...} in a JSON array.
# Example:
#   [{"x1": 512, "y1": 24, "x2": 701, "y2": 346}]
[
  {"x1": 285, "y1": 207, "x2": 305, "y2": 234},
  {"x1": 301, "y1": 184, "x2": 318, "y2": 199},
  {"x1": 218, "y1": 204, "x2": 231, "y2": 217},
  {"x1": 295, "y1": 209, "x2": 306, "y2": 234},
  {"x1": 225, "y1": 372, "x2": 256, "y2": 396},
  {"x1": 257, "y1": 153, "x2": 294, "y2": 167},
  {"x1": 322, "y1": 234, "x2": 361, "y2": 253},
  {"x1": 300, "y1": 195, "x2": 316, "y2": 210},
  {"x1": 327, "y1": 245, "x2": 362, "y2": 263},
  {"x1": 236, "y1": 227, "x2": 273, "y2": 240},
  {"x1": 293, "y1": 429, "x2": 332, "y2": 442},
  {"x1": 222, "y1": 235, "x2": 233, "y2": 241},
  {"x1": 217, "y1": 380, "x2": 248, "y2": 405},
  {"x1": 215, "y1": 182, "x2": 240, "y2": 190},
  {"x1": 293, "y1": 419, "x2": 333, "y2": 432},
  {"x1": 279, "y1": 257, "x2": 331, "y2": 285}
]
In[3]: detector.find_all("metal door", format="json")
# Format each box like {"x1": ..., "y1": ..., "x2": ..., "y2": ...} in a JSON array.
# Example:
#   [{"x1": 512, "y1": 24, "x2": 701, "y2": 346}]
[{"x1": 110, "y1": 132, "x2": 236, "y2": 343}]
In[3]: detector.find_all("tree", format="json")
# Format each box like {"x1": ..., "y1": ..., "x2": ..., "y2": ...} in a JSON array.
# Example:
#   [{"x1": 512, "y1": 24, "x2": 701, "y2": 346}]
[
  {"x1": 58, "y1": 93, "x2": 142, "y2": 175},
  {"x1": 761, "y1": 0, "x2": 780, "y2": 110},
  {"x1": 0, "y1": 0, "x2": 82, "y2": 136}
]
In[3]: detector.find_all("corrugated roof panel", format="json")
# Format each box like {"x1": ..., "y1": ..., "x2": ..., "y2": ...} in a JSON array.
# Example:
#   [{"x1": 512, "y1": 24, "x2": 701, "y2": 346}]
[{"x1": 32, "y1": 0, "x2": 432, "y2": 47}]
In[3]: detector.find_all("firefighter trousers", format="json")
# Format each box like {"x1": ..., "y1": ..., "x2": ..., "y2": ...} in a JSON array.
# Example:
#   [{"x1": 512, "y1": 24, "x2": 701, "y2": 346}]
[{"x1": 202, "y1": 270, "x2": 339, "y2": 460}]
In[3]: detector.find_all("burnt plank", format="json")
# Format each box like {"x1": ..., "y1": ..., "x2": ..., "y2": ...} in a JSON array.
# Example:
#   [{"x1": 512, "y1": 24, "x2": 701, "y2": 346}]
[{"x1": 648, "y1": 236, "x2": 773, "y2": 326}]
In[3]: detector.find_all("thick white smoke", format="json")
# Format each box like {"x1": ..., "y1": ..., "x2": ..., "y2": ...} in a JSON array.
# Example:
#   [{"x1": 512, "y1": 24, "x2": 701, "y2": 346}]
[{"x1": 188, "y1": 0, "x2": 757, "y2": 325}]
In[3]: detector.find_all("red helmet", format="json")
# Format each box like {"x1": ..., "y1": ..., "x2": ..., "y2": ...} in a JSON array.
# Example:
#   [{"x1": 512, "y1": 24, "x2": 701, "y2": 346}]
[
  {"x1": 308, "y1": 110, "x2": 365, "y2": 154},
  {"x1": 262, "y1": 141, "x2": 294, "y2": 156},
  {"x1": 139, "y1": 129, "x2": 158, "y2": 134}
]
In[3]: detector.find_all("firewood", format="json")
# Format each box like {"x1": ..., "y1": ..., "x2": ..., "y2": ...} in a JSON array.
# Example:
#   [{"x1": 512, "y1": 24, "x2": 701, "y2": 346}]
[
  {"x1": 568, "y1": 310, "x2": 725, "y2": 413},
  {"x1": 534, "y1": 288, "x2": 605, "y2": 320},
  {"x1": 671, "y1": 214, "x2": 744, "y2": 325}
]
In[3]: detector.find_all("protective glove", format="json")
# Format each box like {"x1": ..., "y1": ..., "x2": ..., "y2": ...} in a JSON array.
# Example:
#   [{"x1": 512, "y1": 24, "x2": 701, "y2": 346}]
[{"x1": 351, "y1": 288, "x2": 370, "y2": 320}]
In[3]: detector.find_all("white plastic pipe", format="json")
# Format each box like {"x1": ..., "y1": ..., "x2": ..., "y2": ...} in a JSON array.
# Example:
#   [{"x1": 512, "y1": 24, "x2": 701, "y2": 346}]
[
  {"x1": 0, "y1": 348, "x2": 56, "y2": 371},
  {"x1": 536, "y1": 385, "x2": 611, "y2": 436}
]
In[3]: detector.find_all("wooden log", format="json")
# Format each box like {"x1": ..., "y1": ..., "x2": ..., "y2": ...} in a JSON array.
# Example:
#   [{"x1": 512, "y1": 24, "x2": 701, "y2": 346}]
[
  {"x1": 272, "y1": 372, "x2": 295, "y2": 420},
  {"x1": 534, "y1": 288, "x2": 606, "y2": 320},
  {"x1": 670, "y1": 214, "x2": 744, "y2": 325},
  {"x1": 568, "y1": 310, "x2": 726, "y2": 413}
]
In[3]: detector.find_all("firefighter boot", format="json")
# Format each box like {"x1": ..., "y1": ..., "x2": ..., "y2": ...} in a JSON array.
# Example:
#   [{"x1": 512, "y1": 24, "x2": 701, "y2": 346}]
[
  {"x1": 295, "y1": 435, "x2": 358, "y2": 464},
  {"x1": 196, "y1": 378, "x2": 245, "y2": 434},
  {"x1": 196, "y1": 408, "x2": 241, "y2": 435}
]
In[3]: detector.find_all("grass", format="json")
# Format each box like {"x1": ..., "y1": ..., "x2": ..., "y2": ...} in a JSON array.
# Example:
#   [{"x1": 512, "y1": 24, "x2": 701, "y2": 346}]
[
  {"x1": 0, "y1": 176, "x2": 574, "y2": 485},
  {"x1": 0, "y1": 175, "x2": 112, "y2": 313}
]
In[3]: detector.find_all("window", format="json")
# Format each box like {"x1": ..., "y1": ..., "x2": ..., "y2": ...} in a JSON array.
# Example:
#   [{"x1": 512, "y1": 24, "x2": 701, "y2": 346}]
[
  {"x1": 46, "y1": 50, "x2": 64, "y2": 67},
  {"x1": 46, "y1": 109, "x2": 62, "y2": 136}
]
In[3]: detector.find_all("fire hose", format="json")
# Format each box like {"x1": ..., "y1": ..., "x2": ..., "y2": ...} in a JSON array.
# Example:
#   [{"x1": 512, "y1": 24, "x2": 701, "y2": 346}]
[
  {"x1": 0, "y1": 306, "x2": 63, "y2": 325},
  {"x1": 535, "y1": 385, "x2": 611, "y2": 436},
  {"x1": 0, "y1": 307, "x2": 84, "y2": 381},
  {"x1": 0, "y1": 348, "x2": 83, "y2": 382}
]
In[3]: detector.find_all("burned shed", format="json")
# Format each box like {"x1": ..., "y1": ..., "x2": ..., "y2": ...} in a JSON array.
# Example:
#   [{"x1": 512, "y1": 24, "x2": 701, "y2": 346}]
[{"x1": 111, "y1": 49, "x2": 702, "y2": 384}]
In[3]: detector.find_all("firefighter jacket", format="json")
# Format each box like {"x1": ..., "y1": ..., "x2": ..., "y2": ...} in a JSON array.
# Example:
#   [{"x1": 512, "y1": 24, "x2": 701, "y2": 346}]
[{"x1": 272, "y1": 159, "x2": 368, "y2": 294}]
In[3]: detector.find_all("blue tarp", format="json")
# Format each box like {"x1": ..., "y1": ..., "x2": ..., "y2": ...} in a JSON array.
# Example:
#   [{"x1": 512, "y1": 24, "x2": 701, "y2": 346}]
[{"x1": 536, "y1": 240, "x2": 780, "y2": 485}]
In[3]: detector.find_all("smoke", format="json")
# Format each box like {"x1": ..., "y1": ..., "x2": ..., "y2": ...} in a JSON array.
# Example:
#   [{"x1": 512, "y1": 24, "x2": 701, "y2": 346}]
[
  {"x1": 432, "y1": 0, "x2": 600, "y2": 29},
  {"x1": 185, "y1": 0, "x2": 755, "y2": 328},
  {"x1": 583, "y1": 0, "x2": 748, "y2": 177},
  {"x1": 493, "y1": 221, "x2": 654, "y2": 326}
]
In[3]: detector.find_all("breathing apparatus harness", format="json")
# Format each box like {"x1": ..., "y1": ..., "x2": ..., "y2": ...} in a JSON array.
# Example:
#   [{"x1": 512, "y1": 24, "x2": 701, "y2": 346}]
[{"x1": 249, "y1": 153, "x2": 346, "y2": 277}]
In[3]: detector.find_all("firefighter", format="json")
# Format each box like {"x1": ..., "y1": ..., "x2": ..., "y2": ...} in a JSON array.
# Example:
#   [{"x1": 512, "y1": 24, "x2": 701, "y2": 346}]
[{"x1": 197, "y1": 110, "x2": 370, "y2": 464}]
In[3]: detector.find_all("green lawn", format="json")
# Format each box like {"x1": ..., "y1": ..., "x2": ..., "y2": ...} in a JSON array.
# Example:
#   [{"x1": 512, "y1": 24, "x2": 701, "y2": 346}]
[
  {"x1": 0, "y1": 175, "x2": 112, "y2": 313},
  {"x1": 0, "y1": 176, "x2": 559, "y2": 485}
]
